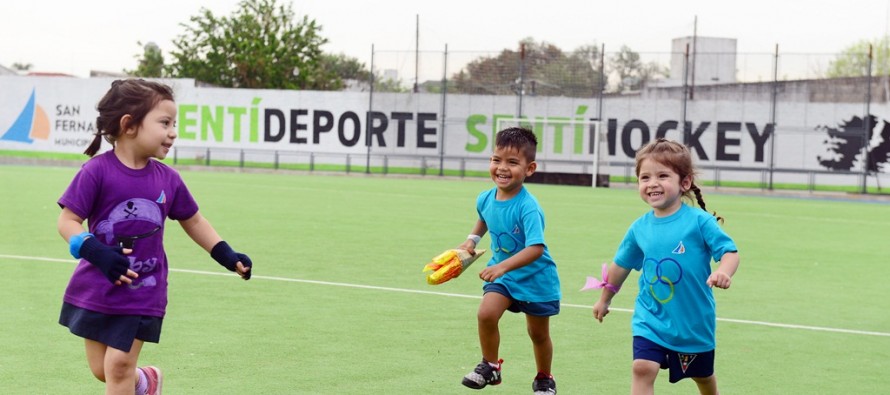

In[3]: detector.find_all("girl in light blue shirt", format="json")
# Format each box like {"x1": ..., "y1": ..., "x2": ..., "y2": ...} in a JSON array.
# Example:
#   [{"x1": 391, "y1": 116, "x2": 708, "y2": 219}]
[{"x1": 590, "y1": 138, "x2": 740, "y2": 395}]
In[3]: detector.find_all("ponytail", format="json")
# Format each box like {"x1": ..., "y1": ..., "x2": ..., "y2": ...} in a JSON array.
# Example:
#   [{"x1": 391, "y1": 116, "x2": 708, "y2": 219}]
[
  {"x1": 690, "y1": 183, "x2": 723, "y2": 223},
  {"x1": 83, "y1": 119, "x2": 104, "y2": 157}
]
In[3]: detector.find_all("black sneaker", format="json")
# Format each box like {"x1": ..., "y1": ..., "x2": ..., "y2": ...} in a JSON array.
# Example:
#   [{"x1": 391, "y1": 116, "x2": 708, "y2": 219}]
[
  {"x1": 532, "y1": 373, "x2": 556, "y2": 395},
  {"x1": 461, "y1": 359, "x2": 503, "y2": 389}
]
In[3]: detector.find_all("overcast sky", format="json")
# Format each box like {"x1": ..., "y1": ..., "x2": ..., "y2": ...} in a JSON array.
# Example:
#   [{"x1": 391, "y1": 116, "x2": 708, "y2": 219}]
[{"x1": 2, "y1": 0, "x2": 888, "y2": 79}]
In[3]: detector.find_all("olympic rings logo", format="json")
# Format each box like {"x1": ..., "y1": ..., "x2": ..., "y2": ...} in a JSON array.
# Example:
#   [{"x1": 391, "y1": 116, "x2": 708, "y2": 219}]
[
  {"x1": 643, "y1": 257, "x2": 684, "y2": 304},
  {"x1": 490, "y1": 231, "x2": 521, "y2": 254}
]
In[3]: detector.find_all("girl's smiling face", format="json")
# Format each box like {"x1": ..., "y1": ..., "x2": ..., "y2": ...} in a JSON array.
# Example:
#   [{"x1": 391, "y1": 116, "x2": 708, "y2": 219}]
[
  {"x1": 130, "y1": 99, "x2": 177, "y2": 161},
  {"x1": 637, "y1": 158, "x2": 691, "y2": 217}
]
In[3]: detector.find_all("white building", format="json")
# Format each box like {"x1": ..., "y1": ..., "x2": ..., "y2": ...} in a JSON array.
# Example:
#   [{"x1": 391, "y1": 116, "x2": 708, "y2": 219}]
[{"x1": 666, "y1": 36, "x2": 737, "y2": 86}]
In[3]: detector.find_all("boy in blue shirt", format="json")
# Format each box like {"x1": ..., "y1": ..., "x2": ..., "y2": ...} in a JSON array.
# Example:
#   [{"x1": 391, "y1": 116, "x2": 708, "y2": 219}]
[{"x1": 458, "y1": 127, "x2": 561, "y2": 395}]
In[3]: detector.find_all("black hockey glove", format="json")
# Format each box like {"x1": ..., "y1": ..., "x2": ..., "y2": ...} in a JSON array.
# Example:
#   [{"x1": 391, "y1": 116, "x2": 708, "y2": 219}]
[
  {"x1": 211, "y1": 241, "x2": 252, "y2": 280},
  {"x1": 79, "y1": 237, "x2": 131, "y2": 284}
]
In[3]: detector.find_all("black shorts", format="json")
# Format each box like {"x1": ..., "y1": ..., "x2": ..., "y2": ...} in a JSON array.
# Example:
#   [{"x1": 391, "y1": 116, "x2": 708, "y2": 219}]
[
  {"x1": 59, "y1": 302, "x2": 163, "y2": 353},
  {"x1": 483, "y1": 283, "x2": 560, "y2": 317},
  {"x1": 632, "y1": 336, "x2": 715, "y2": 383}
]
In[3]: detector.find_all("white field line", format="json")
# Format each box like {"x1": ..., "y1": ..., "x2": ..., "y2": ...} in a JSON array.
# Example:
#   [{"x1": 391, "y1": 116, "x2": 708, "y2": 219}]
[{"x1": 5, "y1": 254, "x2": 889, "y2": 338}]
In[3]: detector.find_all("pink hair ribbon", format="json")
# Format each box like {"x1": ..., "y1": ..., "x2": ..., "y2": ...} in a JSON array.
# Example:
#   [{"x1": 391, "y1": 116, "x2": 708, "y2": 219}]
[{"x1": 580, "y1": 263, "x2": 620, "y2": 293}]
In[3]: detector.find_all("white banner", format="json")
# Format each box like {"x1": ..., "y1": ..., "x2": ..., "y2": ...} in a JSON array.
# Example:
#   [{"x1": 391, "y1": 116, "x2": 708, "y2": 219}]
[{"x1": 2, "y1": 76, "x2": 888, "y2": 175}]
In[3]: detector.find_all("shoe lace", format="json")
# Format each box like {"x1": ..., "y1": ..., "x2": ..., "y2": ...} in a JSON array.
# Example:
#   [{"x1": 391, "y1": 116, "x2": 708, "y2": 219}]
[
  {"x1": 533, "y1": 378, "x2": 555, "y2": 392},
  {"x1": 474, "y1": 359, "x2": 503, "y2": 381},
  {"x1": 473, "y1": 362, "x2": 492, "y2": 376}
]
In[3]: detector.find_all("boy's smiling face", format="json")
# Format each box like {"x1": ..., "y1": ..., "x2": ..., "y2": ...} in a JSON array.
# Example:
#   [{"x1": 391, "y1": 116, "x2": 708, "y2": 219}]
[{"x1": 489, "y1": 145, "x2": 536, "y2": 200}]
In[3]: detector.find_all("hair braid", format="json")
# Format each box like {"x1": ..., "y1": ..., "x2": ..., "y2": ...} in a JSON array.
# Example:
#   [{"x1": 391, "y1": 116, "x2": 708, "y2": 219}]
[
  {"x1": 84, "y1": 123, "x2": 105, "y2": 157},
  {"x1": 690, "y1": 183, "x2": 723, "y2": 223}
]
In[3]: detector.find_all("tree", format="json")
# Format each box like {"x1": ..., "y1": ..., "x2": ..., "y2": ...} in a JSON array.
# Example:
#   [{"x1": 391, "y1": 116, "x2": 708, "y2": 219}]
[
  {"x1": 606, "y1": 46, "x2": 668, "y2": 92},
  {"x1": 167, "y1": 0, "x2": 328, "y2": 89},
  {"x1": 827, "y1": 37, "x2": 890, "y2": 77},
  {"x1": 451, "y1": 38, "x2": 607, "y2": 98},
  {"x1": 559, "y1": 44, "x2": 608, "y2": 97},
  {"x1": 312, "y1": 53, "x2": 372, "y2": 90},
  {"x1": 308, "y1": 54, "x2": 405, "y2": 92},
  {"x1": 372, "y1": 72, "x2": 408, "y2": 93},
  {"x1": 452, "y1": 47, "x2": 521, "y2": 95},
  {"x1": 638, "y1": 61, "x2": 669, "y2": 88},
  {"x1": 127, "y1": 42, "x2": 165, "y2": 77},
  {"x1": 12, "y1": 63, "x2": 32, "y2": 71},
  {"x1": 609, "y1": 45, "x2": 642, "y2": 92}
]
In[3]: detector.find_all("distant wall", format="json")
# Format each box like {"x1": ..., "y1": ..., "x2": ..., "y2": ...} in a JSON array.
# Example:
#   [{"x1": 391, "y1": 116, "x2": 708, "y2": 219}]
[
  {"x1": 642, "y1": 76, "x2": 890, "y2": 103},
  {"x1": 2, "y1": 76, "x2": 888, "y2": 188}
]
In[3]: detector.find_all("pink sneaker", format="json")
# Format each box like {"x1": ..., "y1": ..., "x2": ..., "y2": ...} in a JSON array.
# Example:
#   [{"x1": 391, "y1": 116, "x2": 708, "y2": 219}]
[{"x1": 142, "y1": 366, "x2": 163, "y2": 395}]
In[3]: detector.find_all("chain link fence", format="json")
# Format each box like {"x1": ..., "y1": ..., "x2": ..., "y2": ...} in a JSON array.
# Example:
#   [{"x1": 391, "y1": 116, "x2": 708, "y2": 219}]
[
  {"x1": 359, "y1": 42, "x2": 889, "y2": 193},
  {"x1": 153, "y1": 42, "x2": 890, "y2": 194}
]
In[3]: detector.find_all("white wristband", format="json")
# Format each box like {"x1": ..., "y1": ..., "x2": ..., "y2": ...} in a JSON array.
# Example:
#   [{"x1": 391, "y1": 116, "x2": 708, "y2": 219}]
[{"x1": 467, "y1": 234, "x2": 481, "y2": 245}]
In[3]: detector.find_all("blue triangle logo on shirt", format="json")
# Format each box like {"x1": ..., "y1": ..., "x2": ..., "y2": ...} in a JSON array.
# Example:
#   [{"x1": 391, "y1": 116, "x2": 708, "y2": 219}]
[
  {"x1": 156, "y1": 190, "x2": 166, "y2": 204},
  {"x1": 512, "y1": 225, "x2": 521, "y2": 234},
  {"x1": 672, "y1": 241, "x2": 686, "y2": 254}
]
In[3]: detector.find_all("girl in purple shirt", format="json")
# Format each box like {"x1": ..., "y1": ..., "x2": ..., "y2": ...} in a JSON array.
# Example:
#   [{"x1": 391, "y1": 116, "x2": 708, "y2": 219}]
[{"x1": 57, "y1": 79, "x2": 252, "y2": 395}]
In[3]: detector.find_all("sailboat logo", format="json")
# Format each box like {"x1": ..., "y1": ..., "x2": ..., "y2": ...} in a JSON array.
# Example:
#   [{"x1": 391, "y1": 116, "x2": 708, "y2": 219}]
[{"x1": 1, "y1": 88, "x2": 50, "y2": 143}]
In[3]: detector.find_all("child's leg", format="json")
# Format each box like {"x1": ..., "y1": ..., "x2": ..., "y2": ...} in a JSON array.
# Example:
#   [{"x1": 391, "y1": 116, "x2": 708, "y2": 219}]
[
  {"x1": 84, "y1": 339, "x2": 109, "y2": 382},
  {"x1": 477, "y1": 292, "x2": 511, "y2": 362},
  {"x1": 630, "y1": 359, "x2": 660, "y2": 395},
  {"x1": 103, "y1": 340, "x2": 144, "y2": 394},
  {"x1": 691, "y1": 374, "x2": 718, "y2": 395},
  {"x1": 525, "y1": 315, "x2": 552, "y2": 374}
]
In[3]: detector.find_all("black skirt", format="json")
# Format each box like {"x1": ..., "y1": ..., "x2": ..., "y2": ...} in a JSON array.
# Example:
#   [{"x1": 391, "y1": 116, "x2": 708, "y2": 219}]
[{"x1": 59, "y1": 302, "x2": 163, "y2": 352}]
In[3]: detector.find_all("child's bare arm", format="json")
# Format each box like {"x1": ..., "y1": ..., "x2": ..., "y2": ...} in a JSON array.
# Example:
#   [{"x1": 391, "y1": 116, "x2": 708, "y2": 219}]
[
  {"x1": 459, "y1": 219, "x2": 487, "y2": 254},
  {"x1": 179, "y1": 212, "x2": 223, "y2": 252},
  {"x1": 478, "y1": 244, "x2": 543, "y2": 282},
  {"x1": 707, "y1": 251, "x2": 739, "y2": 289},
  {"x1": 180, "y1": 212, "x2": 252, "y2": 280},
  {"x1": 592, "y1": 263, "x2": 632, "y2": 322},
  {"x1": 57, "y1": 207, "x2": 87, "y2": 241}
]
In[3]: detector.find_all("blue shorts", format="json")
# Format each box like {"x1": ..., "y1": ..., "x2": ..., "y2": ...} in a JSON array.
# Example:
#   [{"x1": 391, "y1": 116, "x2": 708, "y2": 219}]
[
  {"x1": 59, "y1": 302, "x2": 163, "y2": 353},
  {"x1": 483, "y1": 283, "x2": 560, "y2": 317},
  {"x1": 633, "y1": 336, "x2": 715, "y2": 383}
]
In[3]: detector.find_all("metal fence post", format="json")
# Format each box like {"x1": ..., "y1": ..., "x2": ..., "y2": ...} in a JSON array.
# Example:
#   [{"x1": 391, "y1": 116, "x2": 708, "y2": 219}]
[
  {"x1": 681, "y1": 44, "x2": 690, "y2": 145},
  {"x1": 439, "y1": 44, "x2": 448, "y2": 176},
  {"x1": 518, "y1": 42, "x2": 525, "y2": 118},
  {"x1": 862, "y1": 44, "x2": 874, "y2": 194},
  {"x1": 366, "y1": 44, "x2": 375, "y2": 175},
  {"x1": 768, "y1": 44, "x2": 779, "y2": 190}
]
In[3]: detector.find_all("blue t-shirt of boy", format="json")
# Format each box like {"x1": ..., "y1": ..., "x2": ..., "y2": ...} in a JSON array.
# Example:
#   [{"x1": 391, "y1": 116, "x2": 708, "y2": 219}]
[{"x1": 476, "y1": 186, "x2": 560, "y2": 303}]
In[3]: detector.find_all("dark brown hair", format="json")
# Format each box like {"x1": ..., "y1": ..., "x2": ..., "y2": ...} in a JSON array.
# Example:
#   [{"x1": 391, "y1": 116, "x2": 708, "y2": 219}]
[
  {"x1": 495, "y1": 126, "x2": 537, "y2": 162},
  {"x1": 635, "y1": 138, "x2": 723, "y2": 221},
  {"x1": 84, "y1": 79, "x2": 175, "y2": 156}
]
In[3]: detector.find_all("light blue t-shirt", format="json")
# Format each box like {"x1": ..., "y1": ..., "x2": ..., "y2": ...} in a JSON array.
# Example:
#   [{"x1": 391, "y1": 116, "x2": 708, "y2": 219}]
[
  {"x1": 614, "y1": 203, "x2": 737, "y2": 352},
  {"x1": 477, "y1": 186, "x2": 560, "y2": 302}
]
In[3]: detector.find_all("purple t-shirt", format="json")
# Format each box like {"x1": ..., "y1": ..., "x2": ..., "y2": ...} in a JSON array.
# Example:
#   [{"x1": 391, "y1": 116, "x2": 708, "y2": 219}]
[{"x1": 58, "y1": 151, "x2": 198, "y2": 317}]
